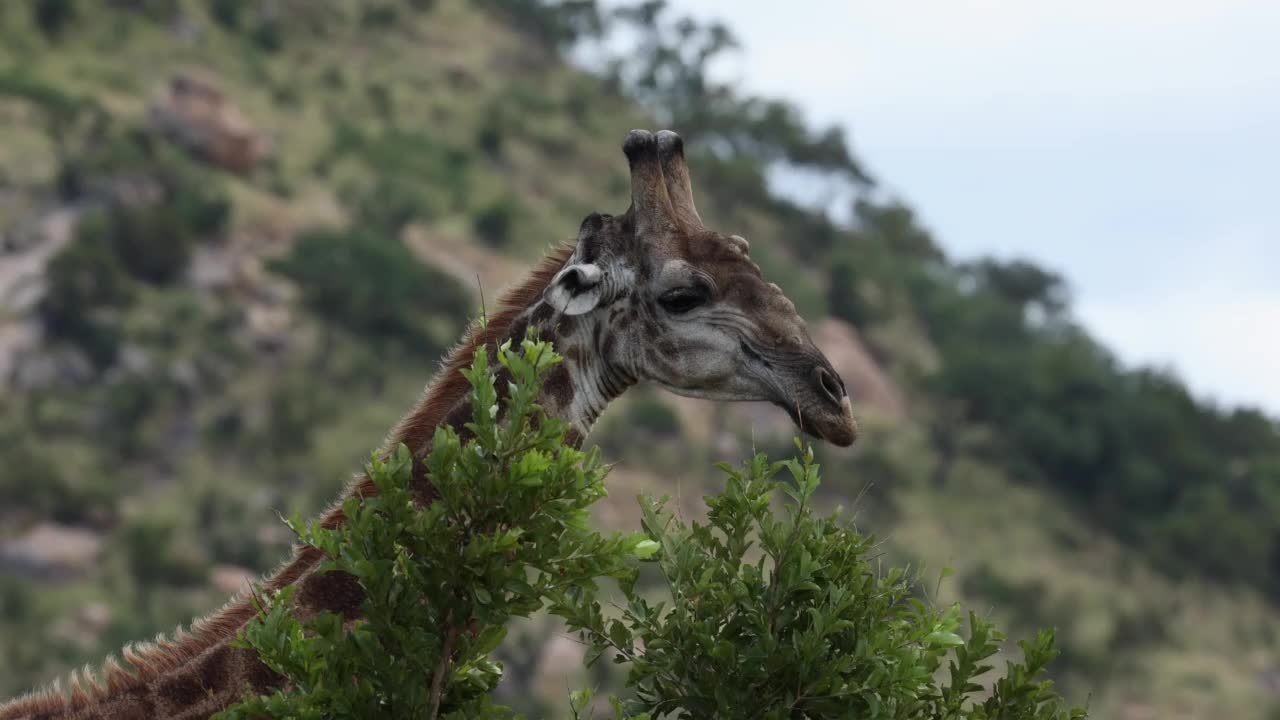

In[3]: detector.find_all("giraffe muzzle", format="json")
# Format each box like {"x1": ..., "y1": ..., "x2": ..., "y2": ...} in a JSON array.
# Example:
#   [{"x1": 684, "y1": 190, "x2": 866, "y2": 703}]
[{"x1": 804, "y1": 364, "x2": 858, "y2": 447}]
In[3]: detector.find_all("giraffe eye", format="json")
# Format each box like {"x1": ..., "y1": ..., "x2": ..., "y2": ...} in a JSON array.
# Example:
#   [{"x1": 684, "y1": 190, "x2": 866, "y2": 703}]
[{"x1": 659, "y1": 286, "x2": 710, "y2": 314}]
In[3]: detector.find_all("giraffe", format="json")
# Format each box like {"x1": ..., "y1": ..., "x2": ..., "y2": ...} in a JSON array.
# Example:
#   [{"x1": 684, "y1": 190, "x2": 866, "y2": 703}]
[{"x1": 0, "y1": 129, "x2": 858, "y2": 720}]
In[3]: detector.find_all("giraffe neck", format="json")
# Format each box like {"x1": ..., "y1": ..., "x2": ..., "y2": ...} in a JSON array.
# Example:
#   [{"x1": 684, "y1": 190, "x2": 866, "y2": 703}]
[
  {"x1": 518, "y1": 298, "x2": 637, "y2": 439},
  {"x1": 405, "y1": 297, "x2": 636, "y2": 453},
  {"x1": 0, "y1": 272, "x2": 637, "y2": 720}
]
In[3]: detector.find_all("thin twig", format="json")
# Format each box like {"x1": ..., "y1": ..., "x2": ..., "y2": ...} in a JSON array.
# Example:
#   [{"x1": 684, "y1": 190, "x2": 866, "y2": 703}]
[{"x1": 428, "y1": 610, "x2": 459, "y2": 720}]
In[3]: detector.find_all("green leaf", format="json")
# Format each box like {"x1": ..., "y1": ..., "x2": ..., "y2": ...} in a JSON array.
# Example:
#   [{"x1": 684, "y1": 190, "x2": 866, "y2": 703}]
[
  {"x1": 926, "y1": 631, "x2": 967, "y2": 648},
  {"x1": 632, "y1": 539, "x2": 660, "y2": 560}
]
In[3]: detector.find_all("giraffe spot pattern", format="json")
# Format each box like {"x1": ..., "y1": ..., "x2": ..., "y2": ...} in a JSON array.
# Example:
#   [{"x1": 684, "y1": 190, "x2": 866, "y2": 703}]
[
  {"x1": 297, "y1": 570, "x2": 366, "y2": 620},
  {"x1": 156, "y1": 675, "x2": 207, "y2": 712}
]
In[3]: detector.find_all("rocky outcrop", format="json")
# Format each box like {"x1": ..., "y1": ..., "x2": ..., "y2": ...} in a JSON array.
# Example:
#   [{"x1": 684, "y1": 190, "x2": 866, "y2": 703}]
[
  {"x1": 0, "y1": 523, "x2": 103, "y2": 580},
  {"x1": 0, "y1": 209, "x2": 79, "y2": 389},
  {"x1": 146, "y1": 71, "x2": 267, "y2": 174},
  {"x1": 209, "y1": 564, "x2": 258, "y2": 596},
  {"x1": 810, "y1": 317, "x2": 906, "y2": 421}
]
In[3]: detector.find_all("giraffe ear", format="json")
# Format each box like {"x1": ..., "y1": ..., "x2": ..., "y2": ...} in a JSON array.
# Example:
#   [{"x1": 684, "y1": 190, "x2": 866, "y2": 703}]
[{"x1": 544, "y1": 263, "x2": 604, "y2": 316}]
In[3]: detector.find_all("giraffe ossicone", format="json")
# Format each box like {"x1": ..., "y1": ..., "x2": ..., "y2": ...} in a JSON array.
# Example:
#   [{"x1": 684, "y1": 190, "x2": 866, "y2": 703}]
[{"x1": 0, "y1": 129, "x2": 856, "y2": 720}]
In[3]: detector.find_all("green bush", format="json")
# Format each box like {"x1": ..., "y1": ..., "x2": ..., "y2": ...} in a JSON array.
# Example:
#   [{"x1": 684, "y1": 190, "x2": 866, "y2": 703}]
[
  {"x1": 328, "y1": 125, "x2": 473, "y2": 214},
  {"x1": 828, "y1": 249, "x2": 877, "y2": 328},
  {"x1": 252, "y1": 16, "x2": 284, "y2": 53},
  {"x1": 475, "y1": 111, "x2": 506, "y2": 158},
  {"x1": 359, "y1": 3, "x2": 400, "y2": 29},
  {"x1": 365, "y1": 81, "x2": 394, "y2": 118},
  {"x1": 558, "y1": 447, "x2": 1084, "y2": 719},
  {"x1": 219, "y1": 340, "x2": 1083, "y2": 719},
  {"x1": 91, "y1": 204, "x2": 194, "y2": 285},
  {"x1": 333, "y1": 126, "x2": 470, "y2": 185},
  {"x1": 209, "y1": 0, "x2": 248, "y2": 30},
  {"x1": 472, "y1": 196, "x2": 520, "y2": 248},
  {"x1": 105, "y1": 0, "x2": 178, "y2": 22},
  {"x1": 262, "y1": 375, "x2": 332, "y2": 457},
  {"x1": 194, "y1": 484, "x2": 280, "y2": 572},
  {"x1": 0, "y1": 431, "x2": 116, "y2": 527},
  {"x1": 270, "y1": 227, "x2": 471, "y2": 355},
  {"x1": 33, "y1": 0, "x2": 76, "y2": 37},
  {"x1": 353, "y1": 175, "x2": 439, "y2": 232},
  {"x1": 39, "y1": 222, "x2": 135, "y2": 367},
  {"x1": 173, "y1": 185, "x2": 232, "y2": 236},
  {"x1": 57, "y1": 125, "x2": 232, "y2": 238},
  {"x1": 117, "y1": 516, "x2": 210, "y2": 589},
  {"x1": 0, "y1": 68, "x2": 88, "y2": 124},
  {"x1": 0, "y1": 577, "x2": 84, "y2": 702},
  {"x1": 477, "y1": 0, "x2": 604, "y2": 49},
  {"x1": 100, "y1": 374, "x2": 165, "y2": 457}
]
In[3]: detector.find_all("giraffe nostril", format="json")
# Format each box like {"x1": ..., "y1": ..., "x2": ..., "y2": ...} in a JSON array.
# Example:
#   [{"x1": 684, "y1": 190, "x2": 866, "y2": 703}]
[{"x1": 815, "y1": 367, "x2": 845, "y2": 405}]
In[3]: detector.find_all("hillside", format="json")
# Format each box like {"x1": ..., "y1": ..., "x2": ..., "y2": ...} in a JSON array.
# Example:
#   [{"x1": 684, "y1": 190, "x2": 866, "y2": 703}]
[{"x1": 1, "y1": 1, "x2": 1278, "y2": 718}]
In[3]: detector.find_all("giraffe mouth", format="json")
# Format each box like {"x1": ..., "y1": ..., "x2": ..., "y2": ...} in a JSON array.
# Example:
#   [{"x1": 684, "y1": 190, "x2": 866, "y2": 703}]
[
  {"x1": 818, "y1": 396, "x2": 859, "y2": 447},
  {"x1": 783, "y1": 397, "x2": 859, "y2": 447},
  {"x1": 778, "y1": 365, "x2": 859, "y2": 447}
]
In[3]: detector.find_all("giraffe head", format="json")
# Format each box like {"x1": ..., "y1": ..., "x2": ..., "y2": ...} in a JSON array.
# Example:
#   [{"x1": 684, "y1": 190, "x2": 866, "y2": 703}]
[{"x1": 543, "y1": 129, "x2": 858, "y2": 446}]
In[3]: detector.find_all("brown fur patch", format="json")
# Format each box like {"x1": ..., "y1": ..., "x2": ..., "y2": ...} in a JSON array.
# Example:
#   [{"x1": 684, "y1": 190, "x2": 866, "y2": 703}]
[
  {"x1": 156, "y1": 675, "x2": 207, "y2": 710},
  {"x1": 297, "y1": 570, "x2": 365, "y2": 620},
  {"x1": 94, "y1": 688, "x2": 153, "y2": 720},
  {"x1": 196, "y1": 647, "x2": 232, "y2": 691},
  {"x1": 240, "y1": 650, "x2": 283, "y2": 692},
  {"x1": 541, "y1": 364, "x2": 573, "y2": 407}
]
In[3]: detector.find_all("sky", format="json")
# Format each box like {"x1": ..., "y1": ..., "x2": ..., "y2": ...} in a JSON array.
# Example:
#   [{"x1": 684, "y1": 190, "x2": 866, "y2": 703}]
[{"x1": 669, "y1": 0, "x2": 1280, "y2": 415}]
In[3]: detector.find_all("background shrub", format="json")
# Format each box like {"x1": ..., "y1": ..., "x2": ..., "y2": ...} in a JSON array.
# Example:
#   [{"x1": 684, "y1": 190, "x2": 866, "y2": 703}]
[
  {"x1": 32, "y1": 0, "x2": 77, "y2": 38},
  {"x1": 92, "y1": 205, "x2": 194, "y2": 285},
  {"x1": 39, "y1": 222, "x2": 135, "y2": 367},
  {"x1": 472, "y1": 196, "x2": 520, "y2": 248},
  {"x1": 117, "y1": 516, "x2": 209, "y2": 589},
  {"x1": 270, "y1": 227, "x2": 472, "y2": 356},
  {"x1": 209, "y1": 0, "x2": 248, "y2": 30}
]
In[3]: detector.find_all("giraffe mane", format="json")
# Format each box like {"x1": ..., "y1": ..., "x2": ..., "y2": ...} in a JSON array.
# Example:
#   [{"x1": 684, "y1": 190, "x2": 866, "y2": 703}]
[
  {"x1": 385, "y1": 240, "x2": 575, "y2": 454},
  {"x1": 0, "y1": 241, "x2": 577, "y2": 720}
]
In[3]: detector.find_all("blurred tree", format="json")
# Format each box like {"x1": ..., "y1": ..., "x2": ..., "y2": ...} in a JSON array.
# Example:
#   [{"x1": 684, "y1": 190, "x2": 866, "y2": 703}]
[
  {"x1": 39, "y1": 221, "x2": 135, "y2": 368},
  {"x1": 270, "y1": 228, "x2": 472, "y2": 357},
  {"x1": 479, "y1": 0, "x2": 605, "y2": 49},
  {"x1": 472, "y1": 195, "x2": 521, "y2": 248},
  {"x1": 608, "y1": 2, "x2": 870, "y2": 187},
  {"x1": 209, "y1": 0, "x2": 248, "y2": 30},
  {"x1": 117, "y1": 516, "x2": 209, "y2": 589},
  {"x1": 32, "y1": 0, "x2": 77, "y2": 37}
]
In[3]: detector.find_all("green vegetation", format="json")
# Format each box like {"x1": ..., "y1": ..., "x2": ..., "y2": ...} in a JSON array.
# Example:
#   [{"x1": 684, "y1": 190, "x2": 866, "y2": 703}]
[
  {"x1": 32, "y1": 0, "x2": 77, "y2": 38},
  {"x1": 270, "y1": 227, "x2": 471, "y2": 357},
  {"x1": 38, "y1": 125, "x2": 232, "y2": 366},
  {"x1": 564, "y1": 449, "x2": 1082, "y2": 719},
  {"x1": 472, "y1": 195, "x2": 521, "y2": 249},
  {"x1": 38, "y1": 226, "x2": 135, "y2": 367},
  {"x1": 220, "y1": 341, "x2": 1082, "y2": 720}
]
